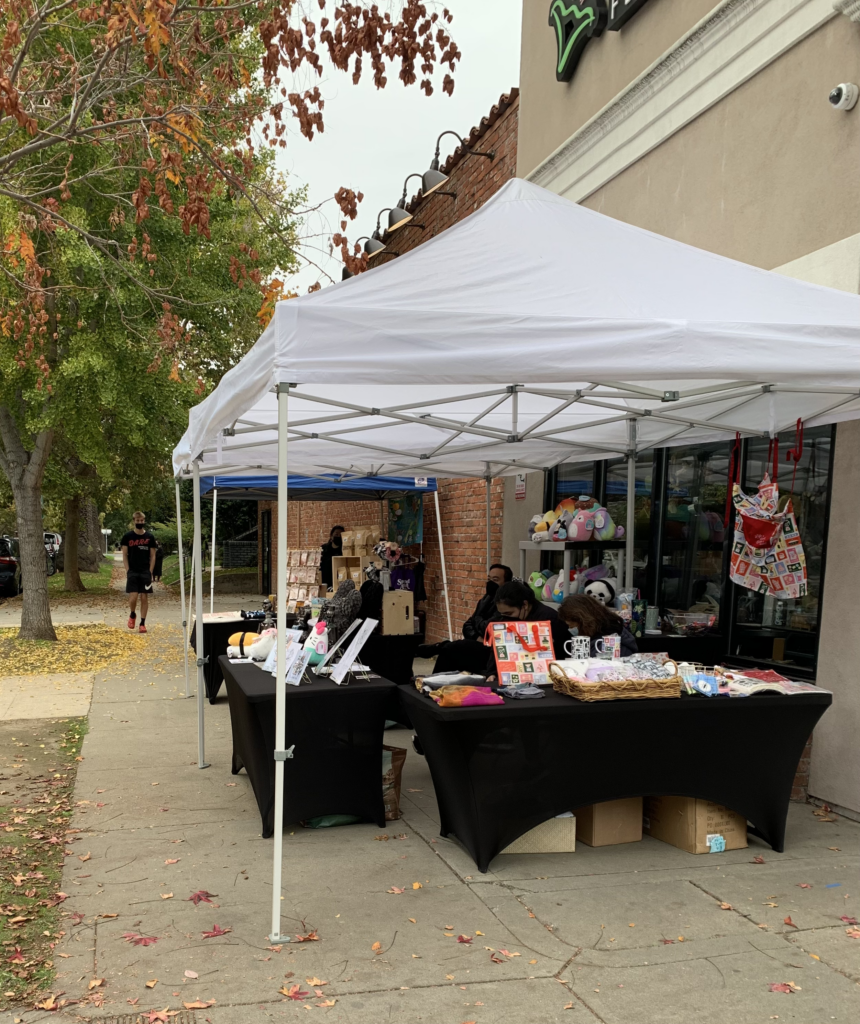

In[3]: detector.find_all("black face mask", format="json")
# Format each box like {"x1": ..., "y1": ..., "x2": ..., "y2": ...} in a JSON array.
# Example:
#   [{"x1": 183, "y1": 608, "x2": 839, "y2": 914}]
[
  {"x1": 331, "y1": 536, "x2": 342, "y2": 550},
  {"x1": 485, "y1": 579, "x2": 499, "y2": 598},
  {"x1": 134, "y1": 523, "x2": 146, "y2": 531}
]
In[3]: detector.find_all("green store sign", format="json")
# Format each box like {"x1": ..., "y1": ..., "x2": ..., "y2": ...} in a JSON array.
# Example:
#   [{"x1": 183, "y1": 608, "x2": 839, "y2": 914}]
[{"x1": 549, "y1": 0, "x2": 653, "y2": 82}]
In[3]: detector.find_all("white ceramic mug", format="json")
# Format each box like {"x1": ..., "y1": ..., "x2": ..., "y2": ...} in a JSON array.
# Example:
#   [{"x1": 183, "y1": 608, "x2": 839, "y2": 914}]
[
  {"x1": 564, "y1": 635, "x2": 591, "y2": 659},
  {"x1": 594, "y1": 635, "x2": 621, "y2": 659}
]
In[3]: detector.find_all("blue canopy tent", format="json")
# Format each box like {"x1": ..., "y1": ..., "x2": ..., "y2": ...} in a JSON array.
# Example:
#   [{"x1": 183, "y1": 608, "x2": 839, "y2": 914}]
[{"x1": 200, "y1": 473, "x2": 437, "y2": 502}]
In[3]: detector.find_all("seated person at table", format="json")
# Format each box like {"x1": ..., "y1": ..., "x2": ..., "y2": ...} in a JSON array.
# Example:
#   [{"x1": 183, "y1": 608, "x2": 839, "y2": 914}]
[
  {"x1": 559, "y1": 594, "x2": 638, "y2": 657},
  {"x1": 485, "y1": 580, "x2": 571, "y2": 679},
  {"x1": 423, "y1": 563, "x2": 513, "y2": 675}
]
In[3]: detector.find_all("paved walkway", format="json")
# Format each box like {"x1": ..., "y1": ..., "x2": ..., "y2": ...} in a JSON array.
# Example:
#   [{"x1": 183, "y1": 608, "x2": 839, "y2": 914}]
[{"x1": 4, "y1": 624, "x2": 859, "y2": 1022}]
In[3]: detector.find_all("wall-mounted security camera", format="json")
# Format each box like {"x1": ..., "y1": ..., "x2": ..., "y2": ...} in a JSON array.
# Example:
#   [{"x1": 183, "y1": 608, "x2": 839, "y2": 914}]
[{"x1": 829, "y1": 83, "x2": 859, "y2": 110}]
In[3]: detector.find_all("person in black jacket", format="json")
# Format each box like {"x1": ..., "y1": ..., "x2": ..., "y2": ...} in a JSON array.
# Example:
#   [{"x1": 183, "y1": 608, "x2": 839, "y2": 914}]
[
  {"x1": 422, "y1": 564, "x2": 513, "y2": 675},
  {"x1": 320, "y1": 525, "x2": 345, "y2": 588},
  {"x1": 558, "y1": 594, "x2": 638, "y2": 657},
  {"x1": 485, "y1": 580, "x2": 570, "y2": 679}
]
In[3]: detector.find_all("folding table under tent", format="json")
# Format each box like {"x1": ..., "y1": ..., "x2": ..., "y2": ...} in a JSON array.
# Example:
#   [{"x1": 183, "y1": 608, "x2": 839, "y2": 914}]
[{"x1": 172, "y1": 177, "x2": 860, "y2": 942}]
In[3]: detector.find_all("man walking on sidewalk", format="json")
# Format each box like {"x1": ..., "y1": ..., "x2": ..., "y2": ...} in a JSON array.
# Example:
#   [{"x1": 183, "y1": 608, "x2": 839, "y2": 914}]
[{"x1": 121, "y1": 511, "x2": 156, "y2": 633}]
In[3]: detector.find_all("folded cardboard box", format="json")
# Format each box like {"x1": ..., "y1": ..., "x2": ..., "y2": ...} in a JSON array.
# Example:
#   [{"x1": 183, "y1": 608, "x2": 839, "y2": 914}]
[
  {"x1": 500, "y1": 815, "x2": 576, "y2": 855},
  {"x1": 575, "y1": 798, "x2": 642, "y2": 847},
  {"x1": 643, "y1": 796, "x2": 747, "y2": 854}
]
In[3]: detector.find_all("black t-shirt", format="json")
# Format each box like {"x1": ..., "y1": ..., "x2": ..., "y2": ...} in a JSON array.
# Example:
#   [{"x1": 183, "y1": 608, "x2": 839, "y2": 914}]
[{"x1": 122, "y1": 531, "x2": 156, "y2": 574}]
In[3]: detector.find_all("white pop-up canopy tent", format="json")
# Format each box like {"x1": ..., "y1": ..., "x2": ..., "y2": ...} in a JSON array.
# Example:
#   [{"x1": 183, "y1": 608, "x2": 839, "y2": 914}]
[{"x1": 173, "y1": 178, "x2": 860, "y2": 939}]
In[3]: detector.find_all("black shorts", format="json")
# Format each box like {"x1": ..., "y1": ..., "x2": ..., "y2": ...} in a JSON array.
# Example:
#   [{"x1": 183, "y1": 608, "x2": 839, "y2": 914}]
[{"x1": 126, "y1": 571, "x2": 153, "y2": 594}]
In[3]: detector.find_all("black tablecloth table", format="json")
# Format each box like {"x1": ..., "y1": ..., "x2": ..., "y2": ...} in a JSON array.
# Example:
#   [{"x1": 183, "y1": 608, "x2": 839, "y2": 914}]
[
  {"x1": 190, "y1": 615, "x2": 245, "y2": 703},
  {"x1": 220, "y1": 657, "x2": 397, "y2": 837},
  {"x1": 361, "y1": 632, "x2": 424, "y2": 686},
  {"x1": 401, "y1": 686, "x2": 831, "y2": 873}
]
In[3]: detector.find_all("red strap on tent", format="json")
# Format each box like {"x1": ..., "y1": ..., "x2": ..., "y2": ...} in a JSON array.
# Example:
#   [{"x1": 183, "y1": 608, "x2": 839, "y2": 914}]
[
  {"x1": 767, "y1": 436, "x2": 779, "y2": 484},
  {"x1": 786, "y1": 418, "x2": 804, "y2": 494},
  {"x1": 724, "y1": 432, "x2": 741, "y2": 528}
]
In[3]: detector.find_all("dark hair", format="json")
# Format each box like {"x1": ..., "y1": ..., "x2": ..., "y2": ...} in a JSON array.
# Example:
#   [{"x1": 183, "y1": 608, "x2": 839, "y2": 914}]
[
  {"x1": 330, "y1": 525, "x2": 345, "y2": 539},
  {"x1": 559, "y1": 594, "x2": 625, "y2": 636},
  {"x1": 489, "y1": 562, "x2": 513, "y2": 582},
  {"x1": 495, "y1": 580, "x2": 535, "y2": 611}
]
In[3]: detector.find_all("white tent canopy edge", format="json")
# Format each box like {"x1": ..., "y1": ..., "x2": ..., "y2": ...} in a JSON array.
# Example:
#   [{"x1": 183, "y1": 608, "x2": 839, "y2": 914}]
[{"x1": 172, "y1": 178, "x2": 860, "y2": 943}]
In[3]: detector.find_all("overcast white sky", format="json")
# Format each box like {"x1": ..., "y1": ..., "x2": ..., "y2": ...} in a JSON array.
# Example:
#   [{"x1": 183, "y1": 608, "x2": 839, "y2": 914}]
[{"x1": 277, "y1": 1, "x2": 523, "y2": 292}]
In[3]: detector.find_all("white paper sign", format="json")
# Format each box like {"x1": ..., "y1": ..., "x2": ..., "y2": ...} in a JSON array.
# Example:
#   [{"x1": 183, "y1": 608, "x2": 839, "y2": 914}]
[
  {"x1": 331, "y1": 618, "x2": 378, "y2": 684},
  {"x1": 286, "y1": 648, "x2": 313, "y2": 686},
  {"x1": 414, "y1": 476, "x2": 429, "y2": 488},
  {"x1": 263, "y1": 638, "x2": 301, "y2": 678}
]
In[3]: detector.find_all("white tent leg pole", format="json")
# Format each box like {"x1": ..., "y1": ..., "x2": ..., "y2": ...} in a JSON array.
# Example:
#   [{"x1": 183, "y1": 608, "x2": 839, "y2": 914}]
[
  {"x1": 187, "y1": 544, "x2": 195, "y2": 645},
  {"x1": 192, "y1": 462, "x2": 209, "y2": 769},
  {"x1": 209, "y1": 488, "x2": 217, "y2": 614},
  {"x1": 270, "y1": 384, "x2": 290, "y2": 943},
  {"x1": 434, "y1": 489, "x2": 453, "y2": 641},
  {"x1": 625, "y1": 419, "x2": 637, "y2": 593},
  {"x1": 485, "y1": 466, "x2": 491, "y2": 573},
  {"x1": 176, "y1": 482, "x2": 190, "y2": 699}
]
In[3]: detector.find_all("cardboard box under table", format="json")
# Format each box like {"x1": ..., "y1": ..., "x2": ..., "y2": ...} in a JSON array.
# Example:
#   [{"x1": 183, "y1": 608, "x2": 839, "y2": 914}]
[
  {"x1": 575, "y1": 798, "x2": 643, "y2": 847},
  {"x1": 643, "y1": 795, "x2": 748, "y2": 854},
  {"x1": 381, "y1": 590, "x2": 414, "y2": 635}
]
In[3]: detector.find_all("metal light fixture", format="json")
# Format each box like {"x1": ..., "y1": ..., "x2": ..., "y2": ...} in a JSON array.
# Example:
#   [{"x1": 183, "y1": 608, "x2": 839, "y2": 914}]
[
  {"x1": 364, "y1": 214, "x2": 390, "y2": 261},
  {"x1": 388, "y1": 173, "x2": 423, "y2": 233},
  {"x1": 422, "y1": 130, "x2": 495, "y2": 197}
]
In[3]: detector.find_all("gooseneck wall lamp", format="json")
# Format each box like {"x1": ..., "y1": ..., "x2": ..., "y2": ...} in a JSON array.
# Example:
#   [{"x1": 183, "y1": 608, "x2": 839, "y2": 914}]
[
  {"x1": 388, "y1": 173, "x2": 424, "y2": 232},
  {"x1": 422, "y1": 130, "x2": 495, "y2": 197}
]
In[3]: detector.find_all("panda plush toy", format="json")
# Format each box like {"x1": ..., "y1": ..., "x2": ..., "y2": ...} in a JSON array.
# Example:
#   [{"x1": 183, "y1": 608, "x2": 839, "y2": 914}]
[{"x1": 583, "y1": 578, "x2": 617, "y2": 607}]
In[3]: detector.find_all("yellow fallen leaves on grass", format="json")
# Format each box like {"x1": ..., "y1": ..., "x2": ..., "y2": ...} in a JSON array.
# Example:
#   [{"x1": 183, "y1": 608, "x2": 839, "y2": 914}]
[{"x1": 0, "y1": 623, "x2": 181, "y2": 675}]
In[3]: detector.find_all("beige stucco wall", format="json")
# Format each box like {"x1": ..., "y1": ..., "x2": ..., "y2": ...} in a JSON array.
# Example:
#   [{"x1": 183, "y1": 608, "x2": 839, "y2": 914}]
[
  {"x1": 578, "y1": 16, "x2": 860, "y2": 269},
  {"x1": 502, "y1": 472, "x2": 545, "y2": 579},
  {"x1": 518, "y1": 0, "x2": 718, "y2": 178}
]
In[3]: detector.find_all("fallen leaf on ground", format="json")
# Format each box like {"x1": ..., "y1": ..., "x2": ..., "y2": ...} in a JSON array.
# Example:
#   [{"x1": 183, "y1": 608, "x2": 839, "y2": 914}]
[
  {"x1": 6, "y1": 947, "x2": 25, "y2": 963},
  {"x1": 294, "y1": 931, "x2": 318, "y2": 942},
  {"x1": 267, "y1": 944, "x2": 283, "y2": 952},
  {"x1": 660, "y1": 939, "x2": 675, "y2": 945},
  {"x1": 783, "y1": 916, "x2": 799, "y2": 929},
  {"x1": 846, "y1": 927, "x2": 860, "y2": 938},
  {"x1": 371, "y1": 941, "x2": 382, "y2": 953},
  {"x1": 187, "y1": 890, "x2": 219, "y2": 906},
  {"x1": 373, "y1": 835, "x2": 389, "y2": 842},
  {"x1": 160, "y1": 893, "x2": 173, "y2": 900},
  {"x1": 828, "y1": 847, "x2": 841, "y2": 852},
  {"x1": 145, "y1": 979, "x2": 158, "y2": 988},
  {"x1": 408, "y1": 918, "x2": 416, "y2": 924},
  {"x1": 445, "y1": 974, "x2": 455, "y2": 980},
  {"x1": 306, "y1": 977, "x2": 327, "y2": 987},
  {"x1": 202, "y1": 924, "x2": 231, "y2": 938},
  {"x1": 768, "y1": 982, "x2": 800, "y2": 993},
  {"x1": 88, "y1": 978, "x2": 105, "y2": 990},
  {"x1": 387, "y1": 886, "x2": 405, "y2": 895},
  {"x1": 628, "y1": 923, "x2": 635, "y2": 928},
  {"x1": 406, "y1": 788, "x2": 422, "y2": 792},
  {"x1": 164, "y1": 858, "x2": 180, "y2": 865},
  {"x1": 280, "y1": 984, "x2": 310, "y2": 1001},
  {"x1": 498, "y1": 949, "x2": 521, "y2": 957},
  {"x1": 840, "y1": 916, "x2": 858, "y2": 925},
  {"x1": 445, "y1": 924, "x2": 454, "y2": 930},
  {"x1": 797, "y1": 883, "x2": 813, "y2": 889},
  {"x1": 412, "y1": 882, "x2": 422, "y2": 890},
  {"x1": 720, "y1": 903, "x2": 733, "y2": 910},
  {"x1": 184, "y1": 970, "x2": 198, "y2": 979},
  {"x1": 100, "y1": 912, "x2": 118, "y2": 919},
  {"x1": 475, "y1": 930, "x2": 484, "y2": 936},
  {"x1": 564, "y1": 1003, "x2": 574, "y2": 1010},
  {"x1": 78, "y1": 852, "x2": 91, "y2": 863},
  {"x1": 122, "y1": 932, "x2": 159, "y2": 946},
  {"x1": 529, "y1": 959, "x2": 538, "y2": 964},
  {"x1": 317, "y1": 998, "x2": 337, "y2": 1007},
  {"x1": 752, "y1": 856, "x2": 766, "y2": 864},
  {"x1": 457, "y1": 935, "x2": 472, "y2": 944},
  {"x1": 490, "y1": 953, "x2": 505, "y2": 964},
  {"x1": 183, "y1": 1000, "x2": 216, "y2": 1009},
  {"x1": 127, "y1": 997, "x2": 139, "y2": 1005}
]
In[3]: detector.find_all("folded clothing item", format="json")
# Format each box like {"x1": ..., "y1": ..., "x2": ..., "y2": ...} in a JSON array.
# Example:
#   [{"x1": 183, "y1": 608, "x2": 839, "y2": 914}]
[
  {"x1": 430, "y1": 685, "x2": 505, "y2": 707},
  {"x1": 499, "y1": 685, "x2": 545, "y2": 699},
  {"x1": 418, "y1": 672, "x2": 488, "y2": 691}
]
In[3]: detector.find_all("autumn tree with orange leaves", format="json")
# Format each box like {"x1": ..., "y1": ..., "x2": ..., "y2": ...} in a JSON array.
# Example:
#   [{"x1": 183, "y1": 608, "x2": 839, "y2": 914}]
[{"x1": 0, "y1": 1, "x2": 459, "y2": 639}]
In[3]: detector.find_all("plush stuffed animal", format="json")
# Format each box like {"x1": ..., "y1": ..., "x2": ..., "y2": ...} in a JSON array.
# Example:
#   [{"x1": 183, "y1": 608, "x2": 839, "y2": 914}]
[
  {"x1": 550, "y1": 568, "x2": 579, "y2": 603},
  {"x1": 567, "y1": 508, "x2": 596, "y2": 541},
  {"x1": 591, "y1": 506, "x2": 625, "y2": 542},
  {"x1": 584, "y1": 578, "x2": 617, "y2": 606},
  {"x1": 528, "y1": 570, "x2": 551, "y2": 602},
  {"x1": 228, "y1": 627, "x2": 276, "y2": 660},
  {"x1": 549, "y1": 509, "x2": 573, "y2": 541},
  {"x1": 228, "y1": 631, "x2": 261, "y2": 653}
]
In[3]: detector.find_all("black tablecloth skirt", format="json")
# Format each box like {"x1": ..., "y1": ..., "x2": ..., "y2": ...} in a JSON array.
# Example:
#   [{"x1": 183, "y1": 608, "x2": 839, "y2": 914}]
[
  {"x1": 190, "y1": 617, "x2": 245, "y2": 703},
  {"x1": 361, "y1": 632, "x2": 424, "y2": 685},
  {"x1": 221, "y1": 657, "x2": 397, "y2": 837},
  {"x1": 401, "y1": 686, "x2": 831, "y2": 873}
]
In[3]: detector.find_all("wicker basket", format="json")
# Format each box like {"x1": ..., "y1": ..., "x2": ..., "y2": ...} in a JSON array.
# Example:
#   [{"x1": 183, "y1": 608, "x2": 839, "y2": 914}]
[{"x1": 549, "y1": 661, "x2": 681, "y2": 702}]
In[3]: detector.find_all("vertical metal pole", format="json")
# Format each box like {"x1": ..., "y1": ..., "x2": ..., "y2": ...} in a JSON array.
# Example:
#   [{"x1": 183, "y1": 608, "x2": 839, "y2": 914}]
[
  {"x1": 209, "y1": 488, "x2": 217, "y2": 613},
  {"x1": 485, "y1": 465, "x2": 491, "y2": 574},
  {"x1": 625, "y1": 419, "x2": 637, "y2": 592},
  {"x1": 270, "y1": 384, "x2": 290, "y2": 943},
  {"x1": 192, "y1": 462, "x2": 209, "y2": 768},
  {"x1": 562, "y1": 546, "x2": 572, "y2": 598},
  {"x1": 187, "y1": 544, "x2": 195, "y2": 645},
  {"x1": 176, "y1": 481, "x2": 190, "y2": 699},
  {"x1": 434, "y1": 489, "x2": 453, "y2": 640}
]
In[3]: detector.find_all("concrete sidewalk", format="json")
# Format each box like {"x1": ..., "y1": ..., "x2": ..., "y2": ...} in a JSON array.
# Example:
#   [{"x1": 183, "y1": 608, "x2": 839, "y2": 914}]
[{"x1": 11, "y1": 625, "x2": 860, "y2": 1023}]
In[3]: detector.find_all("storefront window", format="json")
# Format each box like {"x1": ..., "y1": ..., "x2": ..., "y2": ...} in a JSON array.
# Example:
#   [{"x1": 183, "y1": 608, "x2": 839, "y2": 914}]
[
  {"x1": 659, "y1": 443, "x2": 730, "y2": 623},
  {"x1": 556, "y1": 461, "x2": 594, "y2": 500},
  {"x1": 730, "y1": 426, "x2": 833, "y2": 672}
]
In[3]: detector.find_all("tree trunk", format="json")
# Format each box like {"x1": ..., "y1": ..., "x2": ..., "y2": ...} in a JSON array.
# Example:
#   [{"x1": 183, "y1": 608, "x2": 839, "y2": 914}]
[
  {"x1": 63, "y1": 495, "x2": 86, "y2": 591},
  {"x1": 0, "y1": 412, "x2": 56, "y2": 640},
  {"x1": 78, "y1": 497, "x2": 101, "y2": 572}
]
